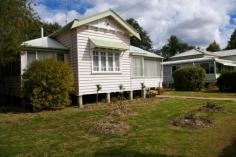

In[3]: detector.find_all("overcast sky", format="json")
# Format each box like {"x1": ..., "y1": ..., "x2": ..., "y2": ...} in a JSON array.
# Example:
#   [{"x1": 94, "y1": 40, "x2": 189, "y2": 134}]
[{"x1": 32, "y1": 0, "x2": 236, "y2": 49}]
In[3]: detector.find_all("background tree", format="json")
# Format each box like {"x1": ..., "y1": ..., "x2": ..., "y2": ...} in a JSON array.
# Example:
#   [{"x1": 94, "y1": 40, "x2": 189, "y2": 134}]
[
  {"x1": 206, "y1": 41, "x2": 220, "y2": 52},
  {"x1": 126, "y1": 18, "x2": 153, "y2": 51},
  {"x1": 42, "y1": 22, "x2": 61, "y2": 36},
  {"x1": 0, "y1": 0, "x2": 37, "y2": 64},
  {"x1": 226, "y1": 28, "x2": 236, "y2": 50},
  {"x1": 0, "y1": 0, "x2": 61, "y2": 65},
  {"x1": 160, "y1": 35, "x2": 194, "y2": 58}
]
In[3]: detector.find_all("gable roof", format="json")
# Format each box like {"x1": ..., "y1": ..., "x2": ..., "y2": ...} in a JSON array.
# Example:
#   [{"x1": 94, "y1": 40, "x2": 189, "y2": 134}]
[
  {"x1": 50, "y1": 9, "x2": 140, "y2": 39},
  {"x1": 213, "y1": 49, "x2": 236, "y2": 57},
  {"x1": 170, "y1": 49, "x2": 219, "y2": 58},
  {"x1": 22, "y1": 37, "x2": 68, "y2": 50},
  {"x1": 129, "y1": 46, "x2": 163, "y2": 58}
]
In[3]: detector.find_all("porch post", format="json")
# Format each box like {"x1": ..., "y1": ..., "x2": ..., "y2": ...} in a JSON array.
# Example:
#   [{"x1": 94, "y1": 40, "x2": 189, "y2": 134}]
[{"x1": 214, "y1": 60, "x2": 217, "y2": 75}]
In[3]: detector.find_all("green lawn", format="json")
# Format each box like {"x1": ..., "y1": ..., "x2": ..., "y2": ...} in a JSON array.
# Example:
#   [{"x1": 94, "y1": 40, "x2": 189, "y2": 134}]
[
  {"x1": 0, "y1": 99, "x2": 236, "y2": 157},
  {"x1": 164, "y1": 89, "x2": 236, "y2": 98}
]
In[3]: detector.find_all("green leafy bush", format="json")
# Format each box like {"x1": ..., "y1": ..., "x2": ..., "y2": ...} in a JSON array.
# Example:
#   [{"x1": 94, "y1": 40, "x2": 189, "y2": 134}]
[
  {"x1": 173, "y1": 67, "x2": 206, "y2": 91},
  {"x1": 217, "y1": 71, "x2": 236, "y2": 92},
  {"x1": 23, "y1": 59, "x2": 74, "y2": 111}
]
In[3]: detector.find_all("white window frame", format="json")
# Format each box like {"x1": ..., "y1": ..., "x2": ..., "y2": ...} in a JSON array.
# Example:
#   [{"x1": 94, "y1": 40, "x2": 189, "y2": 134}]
[
  {"x1": 131, "y1": 56, "x2": 144, "y2": 78},
  {"x1": 91, "y1": 48, "x2": 121, "y2": 74},
  {"x1": 131, "y1": 56, "x2": 161, "y2": 78},
  {"x1": 26, "y1": 50, "x2": 63, "y2": 67}
]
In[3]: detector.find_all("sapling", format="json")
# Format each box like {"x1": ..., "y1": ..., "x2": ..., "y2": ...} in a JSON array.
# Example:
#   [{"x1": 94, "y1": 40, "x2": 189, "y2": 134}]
[
  {"x1": 118, "y1": 84, "x2": 125, "y2": 100},
  {"x1": 96, "y1": 84, "x2": 102, "y2": 104}
]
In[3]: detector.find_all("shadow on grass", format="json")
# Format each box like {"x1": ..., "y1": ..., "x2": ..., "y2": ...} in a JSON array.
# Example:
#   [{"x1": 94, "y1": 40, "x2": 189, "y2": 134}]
[
  {"x1": 219, "y1": 140, "x2": 236, "y2": 157},
  {"x1": 93, "y1": 147, "x2": 184, "y2": 157}
]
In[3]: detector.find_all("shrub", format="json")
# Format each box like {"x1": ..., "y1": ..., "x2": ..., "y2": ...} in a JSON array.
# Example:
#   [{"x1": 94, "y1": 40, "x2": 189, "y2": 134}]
[
  {"x1": 23, "y1": 59, "x2": 74, "y2": 111},
  {"x1": 173, "y1": 67, "x2": 206, "y2": 91},
  {"x1": 217, "y1": 71, "x2": 236, "y2": 92}
]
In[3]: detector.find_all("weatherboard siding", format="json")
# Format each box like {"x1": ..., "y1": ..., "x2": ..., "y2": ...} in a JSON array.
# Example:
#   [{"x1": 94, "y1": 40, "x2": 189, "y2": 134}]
[
  {"x1": 76, "y1": 24, "x2": 131, "y2": 95},
  {"x1": 56, "y1": 30, "x2": 79, "y2": 94},
  {"x1": 76, "y1": 18, "x2": 162, "y2": 95}
]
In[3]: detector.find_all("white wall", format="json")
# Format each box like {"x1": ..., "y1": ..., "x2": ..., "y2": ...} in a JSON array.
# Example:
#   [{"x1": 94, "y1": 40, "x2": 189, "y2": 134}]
[{"x1": 76, "y1": 17, "x2": 162, "y2": 95}]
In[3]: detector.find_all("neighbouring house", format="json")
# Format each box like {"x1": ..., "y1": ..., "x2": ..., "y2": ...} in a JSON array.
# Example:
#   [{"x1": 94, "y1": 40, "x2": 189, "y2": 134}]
[
  {"x1": 163, "y1": 49, "x2": 236, "y2": 87},
  {"x1": 0, "y1": 9, "x2": 163, "y2": 105}
]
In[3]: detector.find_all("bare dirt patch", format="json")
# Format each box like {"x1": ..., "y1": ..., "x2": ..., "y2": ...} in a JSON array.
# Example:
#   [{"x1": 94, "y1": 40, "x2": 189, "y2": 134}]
[
  {"x1": 172, "y1": 113, "x2": 213, "y2": 128},
  {"x1": 94, "y1": 103, "x2": 133, "y2": 135},
  {"x1": 198, "y1": 102, "x2": 225, "y2": 113},
  {"x1": 95, "y1": 116, "x2": 131, "y2": 135}
]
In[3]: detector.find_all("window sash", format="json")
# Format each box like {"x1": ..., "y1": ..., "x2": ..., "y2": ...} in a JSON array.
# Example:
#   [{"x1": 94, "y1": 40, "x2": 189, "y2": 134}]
[
  {"x1": 27, "y1": 51, "x2": 37, "y2": 66},
  {"x1": 144, "y1": 59, "x2": 160, "y2": 77},
  {"x1": 26, "y1": 51, "x2": 64, "y2": 67},
  {"x1": 132, "y1": 57, "x2": 143, "y2": 77},
  {"x1": 92, "y1": 49, "x2": 120, "y2": 72}
]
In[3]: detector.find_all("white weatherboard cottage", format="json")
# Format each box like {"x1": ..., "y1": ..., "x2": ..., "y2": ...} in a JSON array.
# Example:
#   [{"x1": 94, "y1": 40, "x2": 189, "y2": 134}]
[
  {"x1": 0, "y1": 9, "x2": 163, "y2": 105},
  {"x1": 163, "y1": 49, "x2": 236, "y2": 87}
]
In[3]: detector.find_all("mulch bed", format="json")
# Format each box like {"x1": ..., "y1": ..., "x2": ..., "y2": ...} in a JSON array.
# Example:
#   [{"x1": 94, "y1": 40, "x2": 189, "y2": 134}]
[
  {"x1": 94, "y1": 103, "x2": 134, "y2": 135},
  {"x1": 198, "y1": 102, "x2": 225, "y2": 113},
  {"x1": 172, "y1": 113, "x2": 213, "y2": 128}
]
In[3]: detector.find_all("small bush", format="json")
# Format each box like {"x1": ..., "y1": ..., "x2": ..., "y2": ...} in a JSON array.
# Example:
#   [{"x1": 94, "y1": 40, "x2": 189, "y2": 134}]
[
  {"x1": 217, "y1": 71, "x2": 236, "y2": 92},
  {"x1": 23, "y1": 59, "x2": 74, "y2": 111},
  {"x1": 173, "y1": 67, "x2": 206, "y2": 91}
]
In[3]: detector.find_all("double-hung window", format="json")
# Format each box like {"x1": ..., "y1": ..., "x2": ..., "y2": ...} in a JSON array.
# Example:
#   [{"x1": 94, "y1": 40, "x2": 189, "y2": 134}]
[
  {"x1": 132, "y1": 57, "x2": 161, "y2": 78},
  {"x1": 132, "y1": 57, "x2": 143, "y2": 77},
  {"x1": 144, "y1": 59, "x2": 160, "y2": 77},
  {"x1": 92, "y1": 49, "x2": 120, "y2": 73},
  {"x1": 26, "y1": 51, "x2": 64, "y2": 67}
]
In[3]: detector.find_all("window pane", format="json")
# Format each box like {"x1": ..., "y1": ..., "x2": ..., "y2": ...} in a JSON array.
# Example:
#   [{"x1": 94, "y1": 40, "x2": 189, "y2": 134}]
[
  {"x1": 27, "y1": 51, "x2": 36, "y2": 66},
  {"x1": 38, "y1": 51, "x2": 55, "y2": 60},
  {"x1": 216, "y1": 63, "x2": 223, "y2": 73},
  {"x1": 57, "y1": 53, "x2": 64, "y2": 61},
  {"x1": 93, "y1": 51, "x2": 99, "y2": 71},
  {"x1": 200, "y1": 63, "x2": 210, "y2": 74},
  {"x1": 115, "y1": 53, "x2": 120, "y2": 71},
  {"x1": 144, "y1": 59, "x2": 160, "y2": 77},
  {"x1": 209, "y1": 63, "x2": 214, "y2": 73},
  {"x1": 101, "y1": 52, "x2": 106, "y2": 71},
  {"x1": 108, "y1": 52, "x2": 113, "y2": 71},
  {"x1": 132, "y1": 57, "x2": 142, "y2": 77}
]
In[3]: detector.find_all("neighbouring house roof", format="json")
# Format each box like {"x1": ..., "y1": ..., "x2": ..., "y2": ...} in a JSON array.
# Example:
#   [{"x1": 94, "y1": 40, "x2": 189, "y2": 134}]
[
  {"x1": 22, "y1": 37, "x2": 68, "y2": 50},
  {"x1": 163, "y1": 57, "x2": 215, "y2": 65},
  {"x1": 163, "y1": 56, "x2": 236, "y2": 67},
  {"x1": 50, "y1": 9, "x2": 140, "y2": 39},
  {"x1": 170, "y1": 49, "x2": 219, "y2": 59},
  {"x1": 213, "y1": 49, "x2": 236, "y2": 57},
  {"x1": 90, "y1": 38, "x2": 129, "y2": 50},
  {"x1": 129, "y1": 46, "x2": 163, "y2": 58}
]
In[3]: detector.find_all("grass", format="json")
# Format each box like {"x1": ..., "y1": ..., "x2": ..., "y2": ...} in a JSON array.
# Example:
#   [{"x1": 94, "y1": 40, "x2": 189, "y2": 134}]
[
  {"x1": 1, "y1": 98, "x2": 236, "y2": 157},
  {"x1": 164, "y1": 88, "x2": 236, "y2": 98}
]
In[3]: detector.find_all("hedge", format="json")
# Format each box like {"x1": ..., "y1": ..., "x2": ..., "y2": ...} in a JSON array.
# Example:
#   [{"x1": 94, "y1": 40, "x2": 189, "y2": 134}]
[
  {"x1": 217, "y1": 71, "x2": 236, "y2": 92},
  {"x1": 173, "y1": 67, "x2": 206, "y2": 91},
  {"x1": 23, "y1": 59, "x2": 74, "y2": 111}
]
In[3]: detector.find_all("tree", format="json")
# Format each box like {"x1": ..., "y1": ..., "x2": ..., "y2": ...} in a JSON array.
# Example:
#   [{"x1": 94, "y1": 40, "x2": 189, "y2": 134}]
[
  {"x1": 0, "y1": 0, "x2": 39, "y2": 64},
  {"x1": 126, "y1": 18, "x2": 153, "y2": 51},
  {"x1": 160, "y1": 35, "x2": 194, "y2": 58},
  {"x1": 0, "y1": 0, "x2": 61, "y2": 65},
  {"x1": 206, "y1": 41, "x2": 220, "y2": 52},
  {"x1": 226, "y1": 28, "x2": 236, "y2": 50},
  {"x1": 43, "y1": 22, "x2": 61, "y2": 36}
]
